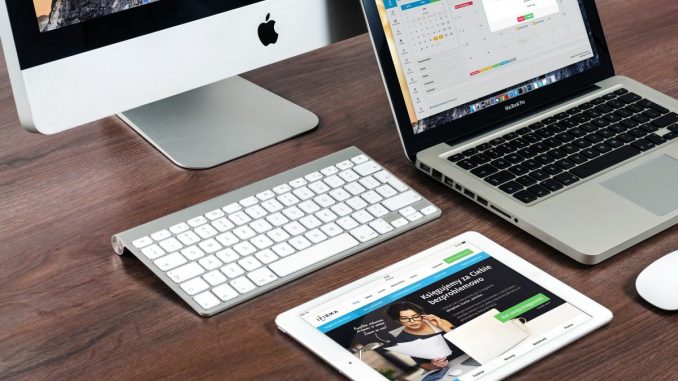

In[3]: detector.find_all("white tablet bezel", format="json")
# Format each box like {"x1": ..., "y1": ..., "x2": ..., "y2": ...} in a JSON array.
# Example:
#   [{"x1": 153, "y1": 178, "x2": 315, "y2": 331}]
[{"x1": 276, "y1": 231, "x2": 612, "y2": 381}]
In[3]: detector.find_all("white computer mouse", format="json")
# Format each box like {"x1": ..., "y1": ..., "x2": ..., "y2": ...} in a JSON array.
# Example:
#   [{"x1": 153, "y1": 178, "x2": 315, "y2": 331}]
[{"x1": 636, "y1": 251, "x2": 678, "y2": 311}]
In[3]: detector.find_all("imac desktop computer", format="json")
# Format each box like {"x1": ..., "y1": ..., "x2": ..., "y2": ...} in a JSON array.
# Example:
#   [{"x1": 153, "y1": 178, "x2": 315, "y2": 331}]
[{"x1": 0, "y1": 0, "x2": 365, "y2": 168}]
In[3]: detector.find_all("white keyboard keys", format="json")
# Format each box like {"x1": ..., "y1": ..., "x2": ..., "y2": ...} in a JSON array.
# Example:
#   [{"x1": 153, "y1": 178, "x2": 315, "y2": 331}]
[
  {"x1": 267, "y1": 228, "x2": 291, "y2": 243},
  {"x1": 266, "y1": 212, "x2": 289, "y2": 227},
  {"x1": 194, "y1": 291, "x2": 220, "y2": 310},
  {"x1": 205, "y1": 209, "x2": 225, "y2": 220},
  {"x1": 159, "y1": 237, "x2": 183, "y2": 253},
  {"x1": 321, "y1": 222, "x2": 343, "y2": 237},
  {"x1": 216, "y1": 248, "x2": 239, "y2": 264},
  {"x1": 177, "y1": 231, "x2": 200, "y2": 246},
  {"x1": 421, "y1": 205, "x2": 439, "y2": 216},
  {"x1": 222, "y1": 203, "x2": 242, "y2": 214},
  {"x1": 305, "y1": 171, "x2": 323, "y2": 182},
  {"x1": 181, "y1": 277, "x2": 209, "y2": 296},
  {"x1": 216, "y1": 232, "x2": 239, "y2": 247},
  {"x1": 269, "y1": 234, "x2": 360, "y2": 277},
  {"x1": 250, "y1": 219, "x2": 273, "y2": 234},
  {"x1": 230, "y1": 276, "x2": 257, "y2": 294},
  {"x1": 154, "y1": 252, "x2": 187, "y2": 271},
  {"x1": 321, "y1": 165, "x2": 338, "y2": 176},
  {"x1": 305, "y1": 229, "x2": 328, "y2": 244},
  {"x1": 167, "y1": 262, "x2": 204, "y2": 283},
  {"x1": 350, "y1": 225, "x2": 379, "y2": 243},
  {"x1": 212, "y1": 284, "x2": 239, "y2": 301},
  {"x1": 391, "y1": 217, "x2": 408, "y2": 228},
  {"x1": 169, "y1": 223, "x2": 190, "y2": 235},
  {"x1": 316, "y1": 209, "x2": 338, "y2": 223},
  {"x1": 245, "y1": 205, "x2": 267, "y2": 220},
  {"x1": 336, "y1": 160, "x2": 353, "y2": 170},
  {"x1": 352, "y1": 210, "x2": 374, "y2": 224},
  {"x1": 212, "y1": 217, "x2": 235, "y2": 232},
  {"x1": 308, "y1": 181, "x2": 330, "y2": 194},
  {"x1": 195, "y1": 224, "x2": 218, "y2": 239},
  {"x1": 272, "y1": 242, "x2": 296, "y2": 257},
  {"x1": 151, "y1": 229, "x2": 171, "y2": 241},
  {"x1": 273, "y1": 183, "x2": 292, "y2": 194},
  {"x1": 251, "y1": 235, "x2": 274, "y2": 250},
  {"x1": 337, "y1": 216, "x2": 359, "y2": 230},
  {"x1": 369, "y1": 219, "x2": 394, "y2": 235},
  {"x1": 361, "y1": 190, "x2": 383, "y2": 204},
  {"x1": 261, "y1": 199, "x2": 284, "y2": 213},
  {"x1": 141, "y1": 244, "x2": 165, "y2": 259},
  {"x1": 351, "y1": 154, "x2": 369, "y2": 164},
  {"x1": 203, "y1": 270, "x2": 228, "y2": 286},
  {"x1": 182, "y1": 246, "x2": 205, "y2": 261},
  {"x1": 255, "y1": 249, "x2": 279, "y2": 264},
  {"x1": 239, "y1": 196, "x2": 258, "y2": 208},
  {"x1": 229, "y1": 211, "x2": 252, "y2": 226},
  {"x1": 256, "y1": 190, "x2": 276, "y2": 201},
  {"x1": 382, "y1": 191, "x2": 421, "y2": 211},
  {"x1": 367, "y1": 204, "x2": 389, "y2": 218},
  {"x1": 323, "y1": 175, "x2": 345, "y2": 189},
  {"x1": 298, "y1": 200, "x2": 321, "y2": 214},
  {"x1": 233, "y1": 225, "x2": 256, "y2": 240},
  {"x1": 375, "y1": 184, "x2": 398, "y2": 199},
  {"x1": 284, "y1": 221, "x2": 306, "y2": 236},
  {"x1": 188, "y1": 216, "x2": 208, "y2": 227},
  {"x1": 247, "y1": 268, "x2": 278, "y2": 287},
  {"x1": 282, "y1": 206, "x2": 305, "y2": 220},
  {"x1": 199, "y1": 255, "x2": 223, "y2": 271},
  {"x1": 289, "y1": 235, "x2": 312, "y2": 250},
  {"x1": 120, "y1": 149, "x2": 440, "y2": 317},
  {"x1": 238, "y1": 256, "x2": 263, "y2": 271},
  {"x1": 233, "y1": 241, "x2": 257, "y2": 256},
  {"x1": 353, "y1": 161, "x2": 381, "y2": 176},
  {"x1": 132, "y1": 236, "x2": 153, "y2": 249},
  {"x1": 221, "y1": 263, "x2": 244, "y2": 278}
]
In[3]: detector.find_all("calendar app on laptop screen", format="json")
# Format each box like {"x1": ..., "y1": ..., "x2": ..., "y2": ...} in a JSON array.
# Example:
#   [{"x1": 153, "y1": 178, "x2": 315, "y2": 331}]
[{"x1": 375, "y1": 0, "x2": 599, "y2": 133}]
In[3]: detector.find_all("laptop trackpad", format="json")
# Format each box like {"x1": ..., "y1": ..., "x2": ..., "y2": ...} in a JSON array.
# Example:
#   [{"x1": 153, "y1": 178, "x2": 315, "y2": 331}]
[{"x1": 602, "y1": 155, "x2": 678, "y2": 216}]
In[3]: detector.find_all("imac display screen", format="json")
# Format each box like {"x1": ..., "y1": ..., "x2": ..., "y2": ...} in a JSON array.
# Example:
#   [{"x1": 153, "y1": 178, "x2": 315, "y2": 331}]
[{"x1": 33, "y1": 0, "x2": 161, "y2": 32}]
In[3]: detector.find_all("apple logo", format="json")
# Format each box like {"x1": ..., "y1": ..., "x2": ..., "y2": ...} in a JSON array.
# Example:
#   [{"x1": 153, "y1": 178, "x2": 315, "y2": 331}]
[{"x1": 258, "y1": 13, "x2": 279, "y2": 46}]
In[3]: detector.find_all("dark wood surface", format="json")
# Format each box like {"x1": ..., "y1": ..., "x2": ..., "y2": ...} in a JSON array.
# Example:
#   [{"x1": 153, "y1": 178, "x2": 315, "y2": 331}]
[{"x1": 1, "y1": 1, "x2": 676, "y2": 380}]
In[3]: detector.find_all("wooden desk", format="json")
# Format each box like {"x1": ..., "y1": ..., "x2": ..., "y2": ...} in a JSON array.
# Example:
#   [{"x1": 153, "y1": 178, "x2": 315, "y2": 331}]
[{"x1": 1, "y1": 1, "x2": 676, "y2": 379}]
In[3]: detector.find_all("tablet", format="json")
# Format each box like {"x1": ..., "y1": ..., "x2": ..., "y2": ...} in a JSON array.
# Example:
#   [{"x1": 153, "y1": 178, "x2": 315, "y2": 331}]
[{"x1": 276, "y1": 232, "x2": 612, "y2": 381}]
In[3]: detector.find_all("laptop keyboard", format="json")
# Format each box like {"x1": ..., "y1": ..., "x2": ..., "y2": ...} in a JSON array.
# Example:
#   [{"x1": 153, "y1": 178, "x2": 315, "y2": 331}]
[{"x1": 447, "y1": 88, "x2": 678, "y2": 204}]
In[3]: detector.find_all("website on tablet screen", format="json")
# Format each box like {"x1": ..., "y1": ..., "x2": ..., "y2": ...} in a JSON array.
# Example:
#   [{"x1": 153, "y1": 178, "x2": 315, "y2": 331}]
[{"x1": 301, "y1": 242, "x2": 591, "y2": 381}]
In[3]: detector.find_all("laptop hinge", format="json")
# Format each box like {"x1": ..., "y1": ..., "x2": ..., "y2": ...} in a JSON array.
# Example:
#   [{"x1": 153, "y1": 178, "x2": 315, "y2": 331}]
[{"x1": 445, "y1": 84, "x2": 601, "y2": 147}]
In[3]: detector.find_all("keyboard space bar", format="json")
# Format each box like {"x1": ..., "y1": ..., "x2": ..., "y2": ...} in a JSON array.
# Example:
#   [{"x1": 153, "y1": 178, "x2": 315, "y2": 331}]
[
  {"x1": 269, "y1": 234, "x2": 360, "y2": 277},
  {"x1": 571, "y1": 145, "x2": 640, "y2": 179}
]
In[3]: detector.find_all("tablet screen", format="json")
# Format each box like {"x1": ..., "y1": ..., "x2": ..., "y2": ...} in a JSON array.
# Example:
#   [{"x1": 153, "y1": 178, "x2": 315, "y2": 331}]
[{"x1": 300, "y1": 241, "x2": 591, "y2": 380}]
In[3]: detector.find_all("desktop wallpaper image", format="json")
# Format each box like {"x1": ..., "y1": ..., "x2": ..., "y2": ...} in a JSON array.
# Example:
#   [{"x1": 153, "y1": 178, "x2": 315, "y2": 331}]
[{"x1": 33, "y1": 0, "x2": 160, "y2": 32}]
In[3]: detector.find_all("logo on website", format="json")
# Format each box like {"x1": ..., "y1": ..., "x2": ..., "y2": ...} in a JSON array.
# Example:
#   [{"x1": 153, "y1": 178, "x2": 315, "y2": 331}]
[
  {"x1": 505, "y1": 100, "x2": 526, "y2": 111},
  {"x1": 316, "y1": 310, "x2": 340, "y2": 323}
]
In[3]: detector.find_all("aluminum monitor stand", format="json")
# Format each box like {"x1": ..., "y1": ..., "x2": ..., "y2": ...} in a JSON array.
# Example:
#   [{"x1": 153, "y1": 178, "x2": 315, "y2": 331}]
[{"x1": 119, "y1": 76, "x2": 318, "y2": 169}]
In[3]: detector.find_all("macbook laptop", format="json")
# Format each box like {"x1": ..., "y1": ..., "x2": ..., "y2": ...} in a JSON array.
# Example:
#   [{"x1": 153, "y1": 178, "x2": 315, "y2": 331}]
[{"x1": 360, "y1": 0, "x2": 678, "y2": 264}]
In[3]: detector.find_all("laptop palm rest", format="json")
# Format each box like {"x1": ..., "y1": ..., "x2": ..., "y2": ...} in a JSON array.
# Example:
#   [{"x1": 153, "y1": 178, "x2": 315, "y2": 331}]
[{"x1": 602, "y1": 154, "x2": 678, "y2": 216}]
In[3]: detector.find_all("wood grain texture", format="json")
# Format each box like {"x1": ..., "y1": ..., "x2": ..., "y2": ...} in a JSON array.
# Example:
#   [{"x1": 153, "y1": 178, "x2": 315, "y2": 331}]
[{"x1": 0, "y1": 1, "x2": 676, "y2": 380}]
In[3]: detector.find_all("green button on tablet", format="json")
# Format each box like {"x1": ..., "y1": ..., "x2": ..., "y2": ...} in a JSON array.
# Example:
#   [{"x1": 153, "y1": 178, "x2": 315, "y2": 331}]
[
  {"x1": 444, "y1": 249, "x2": 474, "y2": 264},
  {"x1": 495, "y1": 293, "x2": 550, "y2": 322}
]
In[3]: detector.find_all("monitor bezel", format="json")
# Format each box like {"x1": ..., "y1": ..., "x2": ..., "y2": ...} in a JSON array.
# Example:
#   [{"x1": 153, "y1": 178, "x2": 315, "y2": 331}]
[
  {"x1": 7, "y1": 0, "x2": 267, "y2": 70},
  {"x1": 360, "y1": 0, "x2": 615, "y2": 161}
]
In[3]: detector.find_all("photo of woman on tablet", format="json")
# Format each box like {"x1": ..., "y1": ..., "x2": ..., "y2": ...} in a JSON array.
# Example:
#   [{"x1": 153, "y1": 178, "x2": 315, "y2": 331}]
[{"x1": 385, "y1": 302, "x2": 457, "y2": 381}]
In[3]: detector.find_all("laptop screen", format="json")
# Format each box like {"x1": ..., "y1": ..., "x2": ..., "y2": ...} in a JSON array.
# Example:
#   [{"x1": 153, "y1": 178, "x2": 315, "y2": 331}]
[{"x1": 375, "y1": 0, "x2": 600, "y2": 134}]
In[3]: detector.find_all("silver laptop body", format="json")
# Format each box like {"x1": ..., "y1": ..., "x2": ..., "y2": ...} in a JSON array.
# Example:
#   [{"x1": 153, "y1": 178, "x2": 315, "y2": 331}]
[
  {"x1": 360, "y1": 0, "x2": 678, "y2": 264},
  {"x1": 417, "y1": 76, "x2": 678, "y2": 264}
]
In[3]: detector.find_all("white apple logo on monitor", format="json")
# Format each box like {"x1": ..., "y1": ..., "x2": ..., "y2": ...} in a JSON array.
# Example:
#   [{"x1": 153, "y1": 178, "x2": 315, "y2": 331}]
[{"x1": 258, "y1": 13, "x2": 279, "y2": 46}]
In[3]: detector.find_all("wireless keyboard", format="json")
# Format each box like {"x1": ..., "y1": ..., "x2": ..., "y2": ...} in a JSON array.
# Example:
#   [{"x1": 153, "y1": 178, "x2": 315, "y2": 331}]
[{"x1": 112, "y1": 147, "x2": 440, "y2": 316}]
